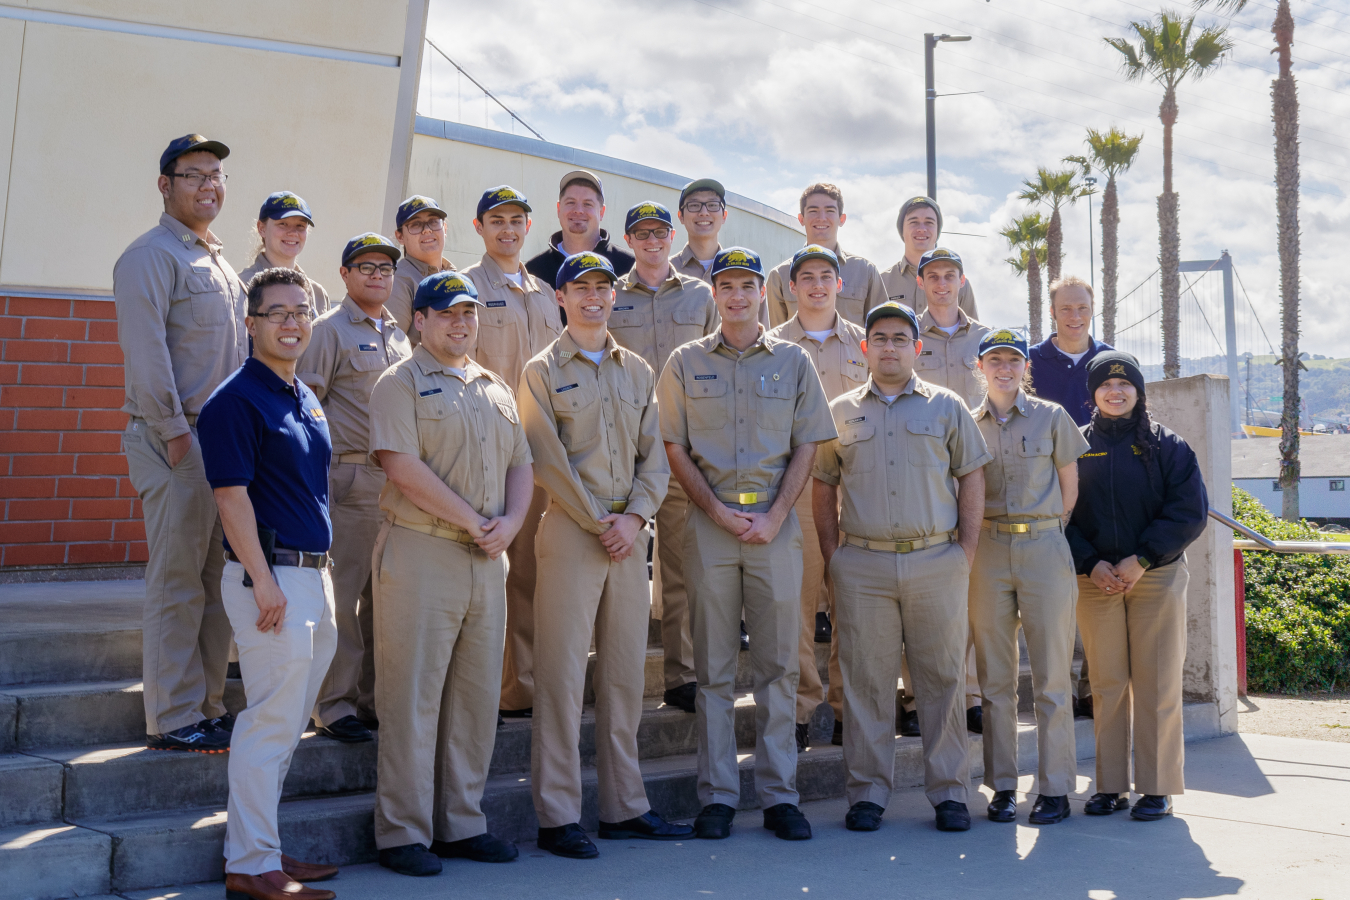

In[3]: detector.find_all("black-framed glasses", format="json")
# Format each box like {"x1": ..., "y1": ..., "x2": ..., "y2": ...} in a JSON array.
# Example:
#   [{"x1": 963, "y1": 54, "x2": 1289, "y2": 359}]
[
  {"x1": 351, "y1": 262, "x2": 396, "y2": 276},
  {"x1": 630, "y1": 227, "x2": 672, "y2": 241},
  {"x1": 167, "y1": 172, "x2": 227, "y2": 188},
  {"x1": 252, "y1": 309, "x2": 313, "y2": 324},
  {"x1": 682, "y1": 200, "x2": 724, "y2": 213},
  {"x1": 402, "y1": 218, "x2": 445, "y2": 234}
]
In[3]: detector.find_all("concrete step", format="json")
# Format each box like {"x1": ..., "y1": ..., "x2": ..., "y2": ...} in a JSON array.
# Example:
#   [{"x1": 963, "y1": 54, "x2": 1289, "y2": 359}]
[
  {"x1": 0, "y1": 581, "x2": 144, "y2": 686},
  {"x1": 0, "y1": 755, "x2": 64, "y2": 828},
  {"x1": 0, "y1": 822, "x2": 112, "y2": 900}
]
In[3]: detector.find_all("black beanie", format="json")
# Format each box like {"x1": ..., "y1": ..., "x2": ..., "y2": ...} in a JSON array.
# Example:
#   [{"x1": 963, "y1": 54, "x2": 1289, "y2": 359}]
[{"x1": 1086, "y1": 350, "x2": 1146, "y2": 399}]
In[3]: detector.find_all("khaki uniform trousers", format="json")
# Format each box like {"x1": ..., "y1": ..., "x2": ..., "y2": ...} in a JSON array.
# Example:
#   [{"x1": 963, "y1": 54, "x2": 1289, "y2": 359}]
[
  {"x1": 123, "y1": 420, "x2": 230, "y2": 734},
  {"x1": 652, "y1": 482, "x2": 696, "y2": 690},
  {"x1": 686, "y1": 505, "x2": 803, "y2": 810},
  {"x1": 500, "y1": 486, "x2": 549, "y2": 711},
  {"x1": 531, "y1": 505, "x2": 652, "y2": 827},
  {"x1": 899, "y1": 637, "x2": 980, "y2": 713},
  {"x1": 792, "y1": 490, "x2": 842, "y2": 724},
  {"x1": 222, "y1": 560, "x2": 337, "y2": 875},
  {"x1": 313, "y1": 461, "x2": 383, "y2": 725},
  {"x1": 969, "y1": 523, "x2": 1078, "y2": 797},
  {"x1": 1077, "y1": 557, "x2": 1189, "y2": 797},
  {"x1": 373, "y1": 522, "x2": 506, "y2": 848},
  {"x1": 834, "y1": 540, "x2": 972, "y2": 807}
]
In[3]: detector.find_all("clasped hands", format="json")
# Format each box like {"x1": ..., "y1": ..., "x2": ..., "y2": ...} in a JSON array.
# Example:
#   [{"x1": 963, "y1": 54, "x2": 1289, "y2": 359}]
[{"x1": 1090, "y1": 555, "x2": 1147, "y2": 595}]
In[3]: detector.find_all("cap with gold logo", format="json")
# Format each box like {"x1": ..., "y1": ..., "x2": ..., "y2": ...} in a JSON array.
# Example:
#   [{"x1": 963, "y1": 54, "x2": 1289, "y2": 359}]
[
  {"x1": 624, "y1": 201, "x2": 674, "y2": 234},
  {"x1": 555, "y1": 251, "x2": 618, "y2": 290},
  {"x1": 789, "y1": 244, "x2": 840, "y2": 280},
  {"x1": 1086, "y1": 350, "x2": 1145, "y2": 399},
  {"x1": 259, "y1": 191, "x2": 314, "y2": 225},
  {"x1": 864, "y1": 300, "x2": 920, "y2": 337},
  {"x1": 476, "y1": 185, "x2": 532, "y2": 221},
  {"x1": 341, "y1": 232, "x2": 400, "y2": 266},
  {"x1": 160, "y1": 133, "x2": 230, "y2": 174},
  {"x1": 709, "y1": 246, "x2": 764, "y2": 279},
  {"x1": 396, "y1": 195, "x2": 448, "y2": 230},
  {"x1": 977, "y1": 328, "x2": 1029, "y2": 359},
  {"x1": 917, "y1": 247, "x2": 963, "y2": 276},
  {"x1": 414, "y1": 272, "x2": 483, "y2": 311}
]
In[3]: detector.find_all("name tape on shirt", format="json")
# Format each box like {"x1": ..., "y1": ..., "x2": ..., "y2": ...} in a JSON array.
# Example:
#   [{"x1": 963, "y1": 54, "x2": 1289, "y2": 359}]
[
  {"x1": 419, "y1": 388, "x2": 443, "y2": 397},
  {"x1": 555, "y1": 383, "x2": 580, "y2": 393},
  {"x1": 485, "y1": 300, "x2": 507, "y2": 308},
  {"x1": 359, "y1": 344, "x2": 378, "y2": 351},
  {"x1": 845, "y1": 416, "x2": 867, "y2": 425},
  {"x1": 694, "y1": 374, "x2": 717, "y2": 381},
  {"x1": 614, "y1": 305, "x2": 635, "y2": 311}
]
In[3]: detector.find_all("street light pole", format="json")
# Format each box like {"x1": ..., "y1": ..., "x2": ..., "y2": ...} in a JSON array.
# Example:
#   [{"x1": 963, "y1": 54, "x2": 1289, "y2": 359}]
[
  {"x1": 924, "y1": 33, "x2": 971, "y2": 201},
  {"x1": 1084, "y1": 173, "x2": 1098, "y2": 337}
]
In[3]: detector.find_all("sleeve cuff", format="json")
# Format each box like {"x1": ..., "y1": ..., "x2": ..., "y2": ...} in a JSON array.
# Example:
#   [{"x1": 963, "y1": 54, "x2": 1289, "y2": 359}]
[
  {"x1": 952, "y1": 450, "x2": 994, "y2": 479},
  {"x1": 811, "y1": 467, "x2": 840, "y2": 486}
]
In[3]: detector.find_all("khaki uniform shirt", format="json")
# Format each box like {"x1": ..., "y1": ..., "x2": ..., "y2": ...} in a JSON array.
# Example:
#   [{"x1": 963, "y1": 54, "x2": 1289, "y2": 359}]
[
  {"x1": 519, "y1": 332, "x2": 669, "y2": 534},
  {"x1": 462, "y1": 254, "x2": 563, "y2": 394},
  {"x1": 767, "y1": 314, "x2": 868, "y2": 402},
  {"x1": 974, "y1": 389, "x2": 1090, "y2": 521},
  {"x1": 370, "y1": 347, "x2": 531, "y2": 527},
  {"x1": 915, "y1": 308, "x2": 991, "y2": 410},
  {"x1": 671, "y1": 243, "x2": 720, "y2": 284},
  {"x1": 297, "y1": 296, "x2": 412, "y2": 457},
  {"x1": 880, "y1": 258, "x2": 979, "y2": 320},
  {"x1": 610, "y1": 268, "x2": 719, "y2": 381},
  {"x1": 766, "y1": 246, "x2": 887, "y2": 329},
  {"x1": 657, "y1": 329, "x2": 837, "y2": 501},
  {"x1": 113, "y1": 213, "x2": 248, "y2": 441},
  {"x1": 814, "y1": 375, "x2": 992, "y2": 542},
  {"x1": 236, "y1": 252, "x2": 332, "y2": 315},
  {"x1": 388, "y1": 255, "x2": 455, "y2": 347}
]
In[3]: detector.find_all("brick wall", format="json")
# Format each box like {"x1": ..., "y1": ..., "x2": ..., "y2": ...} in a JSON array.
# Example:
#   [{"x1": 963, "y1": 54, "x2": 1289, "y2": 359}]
[{"x1": 0, "y1": 296, "x2": 145, "y2": 567}]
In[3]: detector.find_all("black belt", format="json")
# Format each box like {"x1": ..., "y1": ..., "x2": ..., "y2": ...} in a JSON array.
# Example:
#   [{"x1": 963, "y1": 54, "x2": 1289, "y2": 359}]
[{"x1": 226, "y1": 549, "x2": 330, "y2": 569}]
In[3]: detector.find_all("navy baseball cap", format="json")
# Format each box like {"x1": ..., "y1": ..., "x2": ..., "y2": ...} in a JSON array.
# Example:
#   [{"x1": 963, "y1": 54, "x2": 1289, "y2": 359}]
[
  {"x1": 476, "y1": 185, "x2": 531, "y2": 221},
  {"x1": 897, "y1": 195, "x2": 942, "y2": 237},
  {"x1": 789, "y1": 244, "x2": 840, "y2": 279},
  {"x1": 258, "y1": 191, "x2": 313, "y2": 225},
  {"x1": 709, "y1": 247, "x2": 764, "y2": 280},
  {"x1": 160, "y1": 134, "x2": 229, "y2": 174},
  {"x1": 978, "y1": 328, "x2": 1029, "y2": 359},
  {"x1": 396, "y1": 195, "x2": 448, "y2": 229},
  {"x1": 917, "y1": 247, "x2": 963, "y2": 275},
  {"x1": 555, "y1": 251, "x2": 618, "y2": 290},
  {"x1": 341, "y1": 232, "x2": 401, "y2": 266},
  {"x1": 414, "y1": 272, "x2": 483, "y2": 312},
  {"x1": 679, "y1": 178, "x2": 726, "y2": 208},
  {"x1": 625, "y1": 201, "x2": 674, "y2": 234},
  {"x1": 864, "y1": 301, "x2": 921, "y2": 337}
]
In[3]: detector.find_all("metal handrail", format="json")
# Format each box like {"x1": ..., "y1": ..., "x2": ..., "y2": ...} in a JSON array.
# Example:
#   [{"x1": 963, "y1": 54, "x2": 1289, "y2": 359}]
[{"x1": 1209, "y1": 507, "x2": 1350, "y2": 555}]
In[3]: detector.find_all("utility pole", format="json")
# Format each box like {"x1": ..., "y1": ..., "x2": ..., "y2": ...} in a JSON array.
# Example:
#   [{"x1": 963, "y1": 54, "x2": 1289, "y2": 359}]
[
  {"x1": 924, "y1": 33, "x2": 971, "y2": 201},
  {"x1": 1085, "y1": 173, "x2": 1097, "y2": 337}
]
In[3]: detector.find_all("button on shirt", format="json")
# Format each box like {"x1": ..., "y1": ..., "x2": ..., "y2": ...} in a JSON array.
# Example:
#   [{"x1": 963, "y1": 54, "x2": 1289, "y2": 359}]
[
  {"x1": 1028, "y1": 334, "x2": 1114, "y2": 426},
  {"x1": 369, "y1": 347, "x2": 532, "y2": 528},
  {"x1": 463, "y1": 253, "x2": 563, "y2": 394},
  {"x1": 114, "y1": 213, "x2": 248, "y2": 441},
  {"x1": 236, "y1": 253, "x2": 332, "y2": 316},
  {"x1": 768, "y1": 314, "x2": 868, "y2": 402},
  {"x1": 519, "y1": 332, "x2": 669, "y2": 534},
  {"x1": 297, "y1": 296, "x2": 412, "y2": 456},
  {"x1": 199, "y1": 358, "x2": 333, "y2": 553},
  {"x1": 974, "y1": 390, "x2": 1090, "y2": 521},
  {"x1": 387, "y1": 255, "x2": 455, "y2": 348},
  {"x1": 914, "y1": 308, "x2": 991, "y2": 410},
  {"x1": 814, "y1": 375, "x2": 992, "y2": 543},
  {"x1": 657, "y1": 329, "x2": 837, "y2": 499},
  {"x1": 766, "y1": 246, "x2": 887, "y2": 329},
  {"x1": 610, "y1": 268, "x2": 719, "y2": 381},
  {"x1": 880, "y1": 258, "x2": 980, "y2": 320}
]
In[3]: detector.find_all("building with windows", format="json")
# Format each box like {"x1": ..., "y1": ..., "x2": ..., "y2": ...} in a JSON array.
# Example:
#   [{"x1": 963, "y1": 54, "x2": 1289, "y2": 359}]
[{"x1": 1232, "y1": 435, "x2": 1350, "y2": 525}]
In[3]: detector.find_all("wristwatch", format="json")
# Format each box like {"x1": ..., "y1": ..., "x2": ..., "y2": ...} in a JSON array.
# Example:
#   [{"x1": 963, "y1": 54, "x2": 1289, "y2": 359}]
[{"x1": 1136, "y1": 555, "x2": 1152, "y2": 571}]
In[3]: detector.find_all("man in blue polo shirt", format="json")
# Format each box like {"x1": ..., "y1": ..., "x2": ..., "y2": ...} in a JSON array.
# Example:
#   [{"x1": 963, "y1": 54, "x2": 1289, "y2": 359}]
[
  {"x1": 1029, "y1": 276, "x2": 1113, "y2": 427},
  {"x1": 199, "y1": 267, "x2": 340, "y2": 900}
]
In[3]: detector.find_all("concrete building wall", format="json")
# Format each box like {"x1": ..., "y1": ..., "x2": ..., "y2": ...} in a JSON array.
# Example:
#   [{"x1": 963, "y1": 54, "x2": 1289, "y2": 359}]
[{"x1": 1233, "y1": 477, "x2": 1350, "y2": 520}]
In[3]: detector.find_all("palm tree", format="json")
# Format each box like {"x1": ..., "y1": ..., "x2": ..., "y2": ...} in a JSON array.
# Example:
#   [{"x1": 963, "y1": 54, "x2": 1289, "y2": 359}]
[
  {"x1": 1106, "y1": 11, "x2": 1232, "y2": 380},
  {"x1": 1198, "y1": 0, "x2": 1301, "y2": 519},
  {"x1": 1001, "y1": 213, "x2": 1050, "y2": 342},
  {"x1": 1016, "y1": 167, "x2": 1091, "y2": 286},
  {"x1": 1067, "y1": 128, "x2": 1144, "y2": 346}
]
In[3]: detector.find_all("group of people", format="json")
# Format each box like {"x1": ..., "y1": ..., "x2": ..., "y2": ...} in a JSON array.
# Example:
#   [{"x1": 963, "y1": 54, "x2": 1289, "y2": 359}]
[{"x1": 114, "y1": 133, "x2": 1210, "y2": 900}]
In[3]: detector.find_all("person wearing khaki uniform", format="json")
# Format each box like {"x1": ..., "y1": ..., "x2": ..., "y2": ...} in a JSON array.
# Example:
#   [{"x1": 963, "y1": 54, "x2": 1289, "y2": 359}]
[
  {"x1": 968, "y1": 329, "x2": 1088, "y2": 827},
  {"x1": 671, "y1": 178, "x2": 727, "y2": 284},
  {"x1": 767, "y1": 245, "x2": 866, "y2": 750},
  {"x1": 658, "y1": 247, "x2": 837, "y2": 843},
  {"x1": 236, "y1": 191, "x2": 331, "y2": 315},
  {"x1": 297, "y1": 234, "x2": 411, "y2": 743},
  {"x1": 813, "y1": 301, "x2": 991, "y2": 834},
  {"x1": 369, "y1": 272, "x2": 533, "y2": 877},
  {"x1": 387, "y1": 195, "x2": 456, "y2": 346},
  {"x1": 611, "y1": 201, "x2": 719, "y2": 713},
  {"x1": 519, "y1": 251, "x2": 693, "y2": 860},
  {"x1": 116, "y1": 134, "x2": 247, "y2": 752},
  {"x1": 766, "y1": 184, "x2": 887, "y2": 329},
  {"x1": 880, "y1": 196, "x2": 978, "y2": 319}
]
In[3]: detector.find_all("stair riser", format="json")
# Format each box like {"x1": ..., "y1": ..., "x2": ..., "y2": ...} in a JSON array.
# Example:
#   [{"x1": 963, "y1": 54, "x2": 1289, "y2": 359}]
[
  {"x1": 0, "y1": 631, "x2": 142, "y2": 686},
  {"x1": 0, "y1": 759, "x2": 63, "y2": 828},
  {"x1": 0, "y1": 826, "x2": 111, "y2": 900}
]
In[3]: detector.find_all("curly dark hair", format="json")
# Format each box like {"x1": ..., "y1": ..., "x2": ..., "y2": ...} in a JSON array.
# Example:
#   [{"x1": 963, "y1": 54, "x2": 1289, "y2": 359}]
[{"x1": 245, "y1": 267, "x2": 312, "y2": 316}]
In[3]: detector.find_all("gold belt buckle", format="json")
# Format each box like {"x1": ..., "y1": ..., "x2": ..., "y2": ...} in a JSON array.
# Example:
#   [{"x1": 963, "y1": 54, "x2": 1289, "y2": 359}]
[
  {"x1": 738, "y1": 491, "x2": 760, "y2": 505},
  {"x1": 609, "y1": 500, "x2": 628, "y2": 513},
  {"x1": 1007, "y1": 523, "x2": 1030, "y2": 534},
  {"x1": 894, "y1": 540, "x2": 915, "y2": 553}
]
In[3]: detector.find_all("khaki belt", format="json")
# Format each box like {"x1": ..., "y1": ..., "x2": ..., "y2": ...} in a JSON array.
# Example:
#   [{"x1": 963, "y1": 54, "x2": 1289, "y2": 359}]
[
  {"x1": 335, "y1": 452, "x2": 369, "y2": 465},
  {"x1": 225, "y1": 549, "x2": 329, "y2": 569},
  {"x1": 715, "y1": 490, "x2": 776, "y2": 507},
  {"x1": 393, "y1": 517, "x2": 477, "y2": 546},
  {"x1": 983, "y1": 519, "x2": 1061, "y2": 535},
  {"x1": 844, "y1": 531, "x2": 954, "y2": 554},
  {"x1": 601, "y1": 499, "x2": 628, "y2": 513}
]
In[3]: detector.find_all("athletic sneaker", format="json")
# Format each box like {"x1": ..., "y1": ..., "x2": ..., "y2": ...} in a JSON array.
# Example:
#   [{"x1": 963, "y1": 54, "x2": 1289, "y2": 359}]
[{"x1": 147, "y1": 721, "x2": 230, "y2": 753}]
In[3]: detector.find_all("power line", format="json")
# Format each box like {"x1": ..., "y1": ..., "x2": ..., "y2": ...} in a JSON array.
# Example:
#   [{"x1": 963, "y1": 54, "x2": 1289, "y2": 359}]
[
  {"x1": 1232, "y1": 264, "x2": 1278, "y2": 354},
  {"x1": 423, "y1": 37, "x2": 545, "y2": 141}
]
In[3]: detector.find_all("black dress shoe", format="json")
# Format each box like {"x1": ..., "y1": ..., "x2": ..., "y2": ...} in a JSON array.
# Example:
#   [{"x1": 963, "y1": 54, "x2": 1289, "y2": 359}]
[
  {"x1": 1130, "y1": 795, "x2": 1173, "y2": 821},
  {"x1": 832, "y1": 719, "x2": 843, "y2": 745},
  {"x1": 599, "y1": 810, "x2": 694, "y2": 841},
  {"x1": 934, "y1": 800, "x2": 971, "y2": 832},
  {"x1": 1073, "y1": 696, "x2": 1094, "y2": 719},
  {"x1": 663, "y1": 682, "x2": 697, "y2": 713},
  {"x1": 1084, "y1": 792, "x2": 1129, "y2": 815},
  {"x1": 147, "y1": 721, "x2": 230, "y2": 753},
  {"x1": 430, "y1": 832, "x2": 518, "y2": 862},
  {"x1": 966, "y1": 706, "x2": 984, "y2": 734},
  {"x1": 739, "y1": 622, "x2": 750, "y2": 652},
  {"x1": 537, "y1": 823, "x2": 599, "y2": 859},
  {"x1": 378, "y1": 843, "x2": 442, "y2": 876},
  {"x1": 814, "y1": 611, "x2": 832, "y2": 643},
  {"x1": 1029, "y1": 795, "x2": 1071, "y2": 825},
  {"x1": 897, "y1": 709, "x2": 921, "y2": 737},
  {"x1": 763, "y1": 803, "x2": 812, "y2": 841},
  {"x1": 796, "y1": 722, "x2": 810, "y2": 753},
  {"x1": 987, "y1": 789, "x2": 1018, "y2": 822},
  {"x1": 695, "y1": 803, "x2": 736, "y2": 839},
  {"x1": 845, "y1": 801, "x2": 884, "y2": 832},
  {"x1": 500, "y1": 707, "x2": 533, "y2": 719},
  {"x1": 358, "y1": 716, "x2": 379, "y2": 731},
  {"x1": 314, "y1": 715, "x2": 373, "y2": 743},
  {"x1": 226, "y1": 661, "x2": 241, "y2": 680}
]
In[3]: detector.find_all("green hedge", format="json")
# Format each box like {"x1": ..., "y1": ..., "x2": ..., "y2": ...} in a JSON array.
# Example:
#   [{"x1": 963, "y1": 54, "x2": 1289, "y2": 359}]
[{"x1": 1234, "y1": 487, "x2": 1350, "y2": 693}]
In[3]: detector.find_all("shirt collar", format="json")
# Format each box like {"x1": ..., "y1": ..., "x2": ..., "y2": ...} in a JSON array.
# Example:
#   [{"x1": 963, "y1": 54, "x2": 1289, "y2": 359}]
[
  {"x1": 1042, "y1": 333, "x2": 1099, "y2": 362},
  {"x1": 674, "y1": 243, "x2": 719, "y2": 269},
  {"x1": 978, "y1": 388, "x2": 1030, "y2": 421},
  {"x1": 867, "y1": 373, "x2": 924, "y2": 403},
  {"x1": 412, "y1": 344, "x2": 485, "y2": 382},
  {"x1": 341, "y1": 294, "x2": 396, "y2": 329},
  {"x1": 549, "y1": 229, "x2": 615, "y2": 255},
  {"x1": 160, "y1": 212, "x2": 222, "y2": 254},
  {"x1": 557, "y1": 329, "x2": 623, "y2": 365},
  {"x1": 616, "y1": 266, "x2": 680, "y2": 295},
  {"x1": 707, "y1": 325, "x2": 773, "y2": 355},
  {"x1": 243, "y1": 356, "x2": 300, "y2": 395},
  {"x1": 480, "y1": 252, "x2": 539, "y2": 293},
  {"x1": 918, "y1": 306, "x2": 969, "y2": 335},
  {"x1": 403, "y1": 255, "x2": 450, "y2": 278}
]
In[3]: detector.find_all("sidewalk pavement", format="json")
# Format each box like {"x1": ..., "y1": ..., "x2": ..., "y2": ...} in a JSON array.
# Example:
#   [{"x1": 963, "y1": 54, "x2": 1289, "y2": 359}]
[{"x1": 115, "y1": 731, "x2": 1343, "y2": 900}]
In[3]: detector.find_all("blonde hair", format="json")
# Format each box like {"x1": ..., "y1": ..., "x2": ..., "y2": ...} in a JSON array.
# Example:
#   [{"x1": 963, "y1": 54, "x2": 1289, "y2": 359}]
[{"x1": 1048, "y1": 275, "x2": 1094, "y2": 304}]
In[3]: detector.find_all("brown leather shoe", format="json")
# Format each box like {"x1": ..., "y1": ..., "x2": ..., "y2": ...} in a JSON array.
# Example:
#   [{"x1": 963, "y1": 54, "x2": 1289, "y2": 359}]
[
  {"x1": 225, "y1": 871, "x2": 335, "y2": 900},
  {"x1": 282, "y1": 854, "x2": 338, "y2": 882}
]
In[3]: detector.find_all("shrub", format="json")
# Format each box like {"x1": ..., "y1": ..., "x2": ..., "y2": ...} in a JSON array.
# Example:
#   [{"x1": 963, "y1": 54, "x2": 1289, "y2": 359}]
[{"x1": 1233, "y1": 486, "x2": 1350, "y2": 693}]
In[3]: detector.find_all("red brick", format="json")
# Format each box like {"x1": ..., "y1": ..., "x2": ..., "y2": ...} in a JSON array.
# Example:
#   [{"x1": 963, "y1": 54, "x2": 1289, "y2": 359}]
[
  {"x1": 62, "y1": 432, "x2": 122, "y2": 453},
  {"x1": 54, "y1": 520, "x2": 112, "y2": 542},
  {"x1": 4, "y1": 341, "x2": 68, "y2": 363},
  {"x1": 7, "y1": 297, "x2": 69, "y2": 317},
  {"x1": 72, "y1": 299, "x2": 117, "y2": 320},
  {"x1": 128, "y1": 541, "x2": 148, "y2": 562},
  {"x1": 0, "y1": 317, "x2": 21, "y2": 339},
  {"x1": 0, "y1": 521, "x2": 53, "y2": 543},
  {"x1": 72, "y1": 498, "x2": 131, "y2": 519},
  {"x1": 16, "y1": 408, "x2": 77, "y2": 430},
  {"x1": 0, "y1": 409, "x2": 11, "y2": 430},
  {"x1": 12, "y1": 454, "x2": 74, "y2": 476},
  {"x1": 20, "y1": 363, "x2": 82, "y2": 385},
  {"x1": 130, "y1": 498, "x2": 143, "y2": 518},
  {"x1": 65, "y1": 387, "x2": 123, "y2": 409},
  {"x1": 2, "y1": 385, "x2": 63, "y2": 407},
  {"x1": 68, "y1": 542, "x2": 128, "y2": 564},
  {"x1": 84, "y1": 366, "x2": 124, "y2": 387},
  {"x1": 0, "y1": 363, "x2": 17, "y2": 384},
  {"x1": 113, "y1": 520, "x2": 146, "y2": 541},
  {"x1": 0, "y1": 431, "x2": 60, "y2": 453},
  {"x1": 78, "y1": 410, "x2": 128, "y2": 431},
  {"x1": 0, "y1": 476, "x2": 56, "y2": 498},
  {"x1": 7, "y1": 498, "x2": 70, "y2": 520},
  {"x1": 75, "y1": 455, "x2": 128, "y2": 476},
  {"x1": 56, "y1": 476, "x2": 117, "y2": 498},
  {"x1": 71, "y1": 342, "x2": 123, "y2": 365},
  {"x1": 23, "y1": 319, "x2": 86, "y2": 341},
  {"x1": 87, "y1": 322, "x2": 119, "y2": 342},
  {"x1": 3, "y1": 543, "x2": 66, "y2": 566},
  {"x1": 118, "y1": 477, "x2": 138, "y2": 498}
]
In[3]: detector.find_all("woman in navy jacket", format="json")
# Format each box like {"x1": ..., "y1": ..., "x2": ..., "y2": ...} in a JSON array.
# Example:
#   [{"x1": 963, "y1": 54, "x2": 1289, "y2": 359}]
[{"x1": 1065, "y1": 351, "x2": 1208, "y2": 822}]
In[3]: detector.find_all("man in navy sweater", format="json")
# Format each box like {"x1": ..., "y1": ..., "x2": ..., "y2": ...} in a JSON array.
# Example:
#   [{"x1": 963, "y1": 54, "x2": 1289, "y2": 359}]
[{"x1": 1028, "y1": 276, "x2": 1113, "y2": 427}]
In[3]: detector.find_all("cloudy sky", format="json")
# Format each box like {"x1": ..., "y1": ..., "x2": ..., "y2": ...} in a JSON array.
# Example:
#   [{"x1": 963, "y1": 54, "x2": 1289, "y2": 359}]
[{"x1": 421, "y1": 0, "x2": 1349, "y2": 358}]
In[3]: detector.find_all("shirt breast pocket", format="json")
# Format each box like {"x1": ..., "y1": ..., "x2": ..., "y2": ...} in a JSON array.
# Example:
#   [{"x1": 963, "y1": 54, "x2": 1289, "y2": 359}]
[
  {"x1": 914, "y1": 351, "x2": 943, "y2": 374},
  {"x1": 617, "y1": 379, "x2": 644, "y2": 432},
  {"x1": 906, "y1": 419, "x2": 945, "y2": 468},
  {"x1": 550, "y1": 382, "x2": 601, "y2": 448},
  {"x1": 185, "y1": 272, "x2": 230, "y2": 327},
  {"x1": 754, "y1": 377, "x2": 794, "y2": 431},
  {"x1": 415, "y1": 394, "x2": 463, "y2": 448},
  {"x1": 1018, "y1": 437, "x2": 1054, "y2": 459},
  {"x1": 671, "y1": 304, "x2": 707, "y2": 344},
  {"x1": 838, "y1": 422, "x2": 875, "y2": 474},
  {"x1": 476, "y1": 313, "x2": 520, "y2": 360},
  {"x1": 346, "y1": 350, "x2": 388, "y2": 378},
  {"x1": 842, "y1": 359, "x2": 869, "y2": 384},
  {"x1": 609, "y1": 309, "x2": 644, "y2": 330},
  {"x1": 835, "y1": 287, "x2": 866, "y2": 326},
  {"x1": 685, "y1": 376, "x2": 728, "y2": 430}
]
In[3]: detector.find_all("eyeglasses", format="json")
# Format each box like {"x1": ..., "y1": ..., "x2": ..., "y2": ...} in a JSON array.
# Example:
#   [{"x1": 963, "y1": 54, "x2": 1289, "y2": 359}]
[
  {"x1": 350, "y1": 262, "x2": 396, "y2": 277},
  {"x1": 168, "y1": 172, "x2": 227, "y2": 188},
  {"x1": 252, "y1": 309, "x2": 314, "y2": 324},
  {"x1": 868, "y1": 335, "x2": 915, "y2": 348},
  {"x1": 630, "y1": 227, "x2": 671, "y2": 241},
  {"x1": 402, "y1": 217, "x2": 445, "y2": 235},
  {"x1": 682, "y1": 201, "x2": 724, "y2": 213}
]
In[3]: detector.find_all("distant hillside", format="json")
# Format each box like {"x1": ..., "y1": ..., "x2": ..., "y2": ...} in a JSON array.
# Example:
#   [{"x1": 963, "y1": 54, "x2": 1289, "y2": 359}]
[{"x1": 1138, "y1": 355, "x2": 1350, "y2": 427}]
